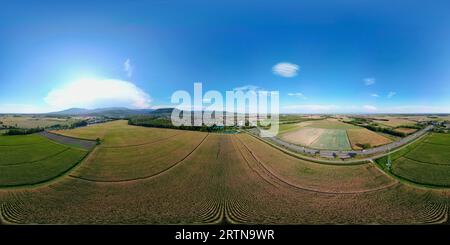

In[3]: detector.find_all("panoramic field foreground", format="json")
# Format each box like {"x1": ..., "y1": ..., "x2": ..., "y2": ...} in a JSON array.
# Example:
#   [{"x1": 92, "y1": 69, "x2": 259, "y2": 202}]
[{"x1": 0, "y1": 121, "x2": 449, "y2": 224}]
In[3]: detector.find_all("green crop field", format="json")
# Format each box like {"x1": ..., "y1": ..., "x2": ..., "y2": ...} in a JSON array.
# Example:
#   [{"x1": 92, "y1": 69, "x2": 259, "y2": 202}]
[
  {"x1": 1, "y1": 122, "x2": 448, "y2": 224},
  {"x1": 0, "y1": 134, "x2": 88, "y2": 187},
  {"x1": 377, "y1": 133, "x2": 450, "y2": 187},
  {"x1": 309, "y1": 129, "x2": 352, "y2": 150}
]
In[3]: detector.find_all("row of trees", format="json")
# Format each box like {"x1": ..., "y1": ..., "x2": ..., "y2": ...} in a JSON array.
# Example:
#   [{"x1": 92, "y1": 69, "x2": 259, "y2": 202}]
[
  {"x1": 128, "y1": 117, "x2": 239, "y2": 133},
  {"x1": 1, "y1": 120, "x2": 88, "y2": 136}
]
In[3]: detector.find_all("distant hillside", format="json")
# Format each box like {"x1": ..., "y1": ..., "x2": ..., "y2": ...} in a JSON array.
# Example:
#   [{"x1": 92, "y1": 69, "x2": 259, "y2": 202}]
[
  {"x1": 48, "y1": 107, "x2": 249, "y2": 119},
  {"x1": 48, "y1": 107, "x2": 156, "y2": 118}
]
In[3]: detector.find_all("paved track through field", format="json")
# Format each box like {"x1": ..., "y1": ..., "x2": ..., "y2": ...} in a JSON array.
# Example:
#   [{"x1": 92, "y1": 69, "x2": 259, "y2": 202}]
[{"x1": 39, "y1": 131, "x2": 97, "y2": 150}]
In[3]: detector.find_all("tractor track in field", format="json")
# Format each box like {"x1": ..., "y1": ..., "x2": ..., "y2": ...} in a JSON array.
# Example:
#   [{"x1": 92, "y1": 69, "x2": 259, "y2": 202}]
[
  {"x1": 234, "y1": 136, "x2": 399, "y2": 195},
  {"x1": 68, "y1": 133, "x2": 210, "y2": 183},
  {"x1": 0, "y1": 148, "x2": 70, "y2": 166},
  {"x1": 0, "y1": 192, "x2": 31, "y2": 224}
]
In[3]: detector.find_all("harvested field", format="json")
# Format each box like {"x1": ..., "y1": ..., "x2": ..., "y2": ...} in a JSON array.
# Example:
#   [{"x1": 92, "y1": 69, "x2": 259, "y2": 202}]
[
  {"x1": 280, "y1": 127, "x2": 325, "y2": 146},
  {"x1": 0, "y1": 116, "x2": 79, "y2": 129},
  {"x1": 347, "y1": 128, "x2": 392, "y2": 150},
  {"x1": 279, "y1": 119, "x2": 357, "y2": 150},
  {"x1": 236, "y1": 134, "x2": 396, "y2": 193},
  {"x1": 277, "y1": 121, "x2": 314, "y2": 135},
  {"x1": 53, "y1": 120, "x2": 183, "y2": 147},
  {"x1": 309, "y1": 129, "x2": 351, "y2": 150},
  {"x1": 71, "y1": 131, "x2": 208, "y2": 182},
  {"x1": 305, "y1": 119, "x2": 359, "y2": 129},
  {"x1": 0, "y1": 134, "x2": 88, "y2": 187},
  {"x1": 0, "y1": 123, "x2": 448, "y2": 224},
  {"x1": 395, "y1": 128, "x2": 418, "y2": 134},
  {"x1": 373, "y1": 117, "x2": 417, "y2": 127}
]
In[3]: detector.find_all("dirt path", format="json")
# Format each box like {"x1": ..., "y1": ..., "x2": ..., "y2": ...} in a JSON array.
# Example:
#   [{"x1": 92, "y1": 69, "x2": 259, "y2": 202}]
[{"x1": 39, "y1": 131, "x2": 97, "y2": 150}]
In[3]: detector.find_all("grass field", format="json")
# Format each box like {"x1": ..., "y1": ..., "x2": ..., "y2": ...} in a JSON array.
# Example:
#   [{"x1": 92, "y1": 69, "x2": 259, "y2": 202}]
[
  {"x1": 0, "y1": 134, "x2": 88, "y2": 187},
  {"x1": 0, "y1": 122, "x2": 449, "y2": 224},
  {"x1": 377, "y1": 133, "x2": 450, "y2": 186},
  {"x1": 0, "y1": 116, "x2": 79, "y2": 129}
]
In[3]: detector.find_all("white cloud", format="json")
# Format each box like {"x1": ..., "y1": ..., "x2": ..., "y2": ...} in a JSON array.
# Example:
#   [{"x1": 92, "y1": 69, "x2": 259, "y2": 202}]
[
  {"x1": 363, "y1": 105, "x2": 377, "y2": 111},
  {"x1": 124, "y1": 58, "x2": 134, "y2": 78},
  {"x1": 44, "y1": 78, "x2": 151, "y2": 110},
  {"x1": 364, "y1": 77, "x2": 375, "y2": 86},
  {"x1": 272, "y1": 62, "x2": 299, "y2": 78},
  {"x1": 387, "y1": 91, "x2": 396, "y2": 98},
  {"x1": 287, "y1": 92, "x2": 307, "y2": 99},
  {"x1": 370, "y1": 93, "x2": 379, "y2": 97}
]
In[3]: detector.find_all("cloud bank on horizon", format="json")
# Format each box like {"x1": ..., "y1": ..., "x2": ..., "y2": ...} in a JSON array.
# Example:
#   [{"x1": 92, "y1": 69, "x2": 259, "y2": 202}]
[{"x1": 44, "y1": 78, "x2": 151, "y2": 111}]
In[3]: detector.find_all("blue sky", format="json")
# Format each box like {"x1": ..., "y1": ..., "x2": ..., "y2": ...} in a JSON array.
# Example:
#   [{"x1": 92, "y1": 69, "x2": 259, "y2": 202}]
[{"x1": 1, "y1": 0, "x2": 449, "y2": 113}]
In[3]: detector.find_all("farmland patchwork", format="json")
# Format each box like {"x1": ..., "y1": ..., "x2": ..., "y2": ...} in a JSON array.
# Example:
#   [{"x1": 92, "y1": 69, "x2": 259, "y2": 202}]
[{"x1": 0, "y1": 121, "x2": 449, "y2": 224}]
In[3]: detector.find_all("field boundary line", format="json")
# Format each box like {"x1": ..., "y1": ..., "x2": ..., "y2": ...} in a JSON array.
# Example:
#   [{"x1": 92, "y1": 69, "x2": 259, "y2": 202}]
[
  {"x1": 68, "y1": 133, "x2": 210, "y2": 183},
  {"x1": 236, "y1": 136, "x2": 399, "y2": 195},
  {"x1": 0, "y1": 147, "x2": 70, "y2": 166},
  {"x1": 343, "y1": 129, "x2": 352, "y2": 151}
]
